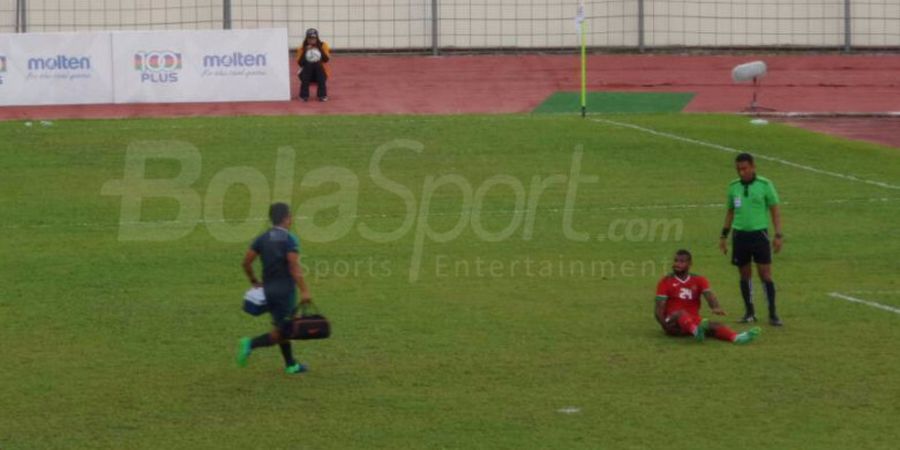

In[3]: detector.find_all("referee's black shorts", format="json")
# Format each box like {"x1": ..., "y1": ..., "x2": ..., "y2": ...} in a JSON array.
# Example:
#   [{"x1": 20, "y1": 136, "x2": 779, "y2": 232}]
[
  {"x1": 264, "y1": 282, "x2": 298, "y2": 335},
  {"x1": 732, "y1": 229, "x2": 772, "y2": 266}
]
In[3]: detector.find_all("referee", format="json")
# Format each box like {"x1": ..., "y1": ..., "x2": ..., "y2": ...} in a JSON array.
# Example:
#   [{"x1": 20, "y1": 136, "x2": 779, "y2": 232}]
[{"x1": 719, "y1": 153, "x2": 784, "y2": 326}]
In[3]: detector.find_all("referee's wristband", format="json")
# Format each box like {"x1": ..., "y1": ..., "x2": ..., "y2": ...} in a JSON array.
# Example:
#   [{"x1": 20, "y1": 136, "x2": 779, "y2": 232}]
[{"x1": 720, "y1": 228, "x2": 730, "y2": 239}]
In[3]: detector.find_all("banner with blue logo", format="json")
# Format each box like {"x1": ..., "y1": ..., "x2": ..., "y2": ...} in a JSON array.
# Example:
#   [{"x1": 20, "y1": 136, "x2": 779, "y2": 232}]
[
  {"x1": 0, "y1": 32, "x2": 114, "y2": 106},
  {"x1": 112, "y1": 28, "x2": 290, "y2": 103}
]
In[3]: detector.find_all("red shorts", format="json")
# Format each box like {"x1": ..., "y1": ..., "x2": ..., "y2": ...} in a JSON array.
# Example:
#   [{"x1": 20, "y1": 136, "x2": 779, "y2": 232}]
[{"x1": 662, "y1": 313, "x2": 702, "y2": 336}]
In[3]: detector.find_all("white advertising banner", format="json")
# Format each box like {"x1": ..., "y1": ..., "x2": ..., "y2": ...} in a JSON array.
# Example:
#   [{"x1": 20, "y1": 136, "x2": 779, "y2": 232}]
[
  {"x1": 0, "y1": 32, "x2": 114, "y2": 106},
  {"x1": 112, "y1": 28, "x2": 290, "y2": 103}
]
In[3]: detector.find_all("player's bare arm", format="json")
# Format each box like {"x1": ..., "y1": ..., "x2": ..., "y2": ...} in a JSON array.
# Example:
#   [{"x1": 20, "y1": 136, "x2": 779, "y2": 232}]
[
  {"x1": 720, "y1": 209, "x2": 734, "y2": 254},
  {"x1": 655, "y1": 299, "x2": 667, "y2": 326},
  {"x1": 287, "y1": 252, "x2": 312, "y2": 303},
  {"x1": 703, "y1": 290, "x2": 726, "y2": 315},
  {"x1": 770, "y1": 204, "x2": 783, "y2": 253},
  {"x1": 242, "y1": 249, "x2": 260, "y2": 286}
]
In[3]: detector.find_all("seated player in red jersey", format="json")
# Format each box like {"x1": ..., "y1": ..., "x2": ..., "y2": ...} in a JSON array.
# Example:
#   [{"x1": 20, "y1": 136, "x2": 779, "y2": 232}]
[{"x1": 655, "y1": 249, "x2": 761, "y2": 344}]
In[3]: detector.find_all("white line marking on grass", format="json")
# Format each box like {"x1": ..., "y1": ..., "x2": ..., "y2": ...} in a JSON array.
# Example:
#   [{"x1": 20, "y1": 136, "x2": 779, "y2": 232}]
[
  {"x1": 828, "y1": 292, "x2": 900, "y2": 315},
  {"x1": 825, "y1": 197, "x2": 893, "y2": 204},
  {"x1": 606, "y1": 202, "x2": 721, "y2": 211},
  {"x1": 557, "y1": 407, "x2": 581, "y2": 414},
  {"x1": 1, "y1": 197, "x2": 897, "y2": 230},
  {"x1": 845, "y1": 290, "x2": 900, "y2": 295},
  {"x1": 591, "y1": 118, "x2": 900, "y2": 191},
  {"x1": 607, "y1": 196, "x2": 898, "y2": 211}
]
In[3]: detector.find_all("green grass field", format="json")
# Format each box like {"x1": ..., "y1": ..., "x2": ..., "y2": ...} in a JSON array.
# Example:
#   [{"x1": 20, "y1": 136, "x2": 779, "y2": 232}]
[{"x1": 1, "y1": 114, "x2": 899, "y2": 449}]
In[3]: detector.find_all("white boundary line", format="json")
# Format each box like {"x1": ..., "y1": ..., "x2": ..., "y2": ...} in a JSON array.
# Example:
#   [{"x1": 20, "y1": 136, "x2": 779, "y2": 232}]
[
  {"x1": 590, "y1": 118, "x2": 900, "y2": 191},
  {"x1": 1, "y1": 196, "x2": 896, "y2": 230},
  {"x1": 536, "y1": 112, "x2": 900, "y2": 118},
  {"x1": 828, "y1": 292, "x2": 900, "y2": 315},
  {"x1": 845, "y1": 290, "x2": 900, "y2": 295},
  {"x1": 741, "y1": 112, "x2": 900, "y2": 118},
  {"x1": 607, "y1": 196, "x2": 896, "y2": 211}
]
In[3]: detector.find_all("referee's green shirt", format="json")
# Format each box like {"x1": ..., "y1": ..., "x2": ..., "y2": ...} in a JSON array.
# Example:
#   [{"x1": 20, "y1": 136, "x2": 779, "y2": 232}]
[{"x1": 726, "y1": 176, "x2": 780, "y2": 231}]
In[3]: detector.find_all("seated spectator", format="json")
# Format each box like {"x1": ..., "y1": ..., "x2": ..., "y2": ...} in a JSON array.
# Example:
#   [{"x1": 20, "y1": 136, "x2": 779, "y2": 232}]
[{"x1": 297, "y1": 28, "x2": 331, "y2": 102}]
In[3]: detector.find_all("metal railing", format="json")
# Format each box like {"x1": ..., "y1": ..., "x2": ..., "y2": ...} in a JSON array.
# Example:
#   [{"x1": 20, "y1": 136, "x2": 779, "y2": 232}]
[{"x1": 3, "y1": 1, "x2": 898, "y2": 51}]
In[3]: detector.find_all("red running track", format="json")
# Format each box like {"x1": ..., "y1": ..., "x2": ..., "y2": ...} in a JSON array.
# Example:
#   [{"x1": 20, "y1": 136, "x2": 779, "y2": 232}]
[
  {"x1": 1, "y1": 54, "x2": 898, "y2": 120},
  {"x1": 778, "y1": 117, "x2": 900, "y2": 149}
]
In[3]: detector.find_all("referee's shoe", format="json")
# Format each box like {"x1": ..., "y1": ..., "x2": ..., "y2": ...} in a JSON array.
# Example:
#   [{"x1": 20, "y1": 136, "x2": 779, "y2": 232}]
[{"x1": 739, "y1": 313, "x2": 783, "y2": 326}]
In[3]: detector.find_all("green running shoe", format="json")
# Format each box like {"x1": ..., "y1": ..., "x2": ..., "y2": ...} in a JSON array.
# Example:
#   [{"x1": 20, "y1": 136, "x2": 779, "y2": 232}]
[
  {"x1": 285, "y1": 363, "x2": 308, "y2": 375},
  {"x1": 236, "y1": 337, "x2": 252, "y2": 367},
  {"x1": 694, "y1": 318, "x2": 709, "y2": 342},
  {"x1": 734, "y1": 327, "x2": 761, "y2": 345}
]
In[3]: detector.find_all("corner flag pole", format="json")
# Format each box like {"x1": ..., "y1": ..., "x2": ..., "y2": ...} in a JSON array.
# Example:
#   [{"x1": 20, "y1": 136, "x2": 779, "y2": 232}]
[
  {"x1": 576, "y1": 1, "x2": 586, "y2": 118},
  {"x1": 580, "y1": 21, "x2": 586, "y2": 118}
]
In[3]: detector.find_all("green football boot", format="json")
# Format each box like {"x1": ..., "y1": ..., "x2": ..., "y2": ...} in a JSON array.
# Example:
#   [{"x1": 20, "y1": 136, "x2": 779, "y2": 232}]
[
  {"x1": 734, "y1": 327, "x2": 761, "y2": 345},
  {"x1": 285, "y1": 363, "x2": 308, "y2": 375},
  {"x1": 694, "y1": 318, "x2": 709, "y2": 342},
  {"x1": 236, "y1": 337, "x2": 252, "y2": 367}
]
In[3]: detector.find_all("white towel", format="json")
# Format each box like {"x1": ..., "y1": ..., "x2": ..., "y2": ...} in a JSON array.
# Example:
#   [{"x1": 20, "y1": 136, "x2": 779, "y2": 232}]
[{"x1": 243, "y1": 287, "x2": 267, "y2": 306}]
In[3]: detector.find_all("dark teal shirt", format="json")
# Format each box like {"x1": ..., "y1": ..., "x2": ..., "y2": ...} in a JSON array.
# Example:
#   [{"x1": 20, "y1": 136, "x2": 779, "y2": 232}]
[{"x1": 250, "y1": 227, "x2": 301, "y2": 285}]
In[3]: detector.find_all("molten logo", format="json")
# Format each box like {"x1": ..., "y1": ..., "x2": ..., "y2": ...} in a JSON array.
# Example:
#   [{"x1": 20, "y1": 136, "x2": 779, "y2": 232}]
[
  {"x1": 134, "y1": 51, "x2": 181, "y2": 83},
  {"x1": 202, "y1": 52, "x2": 267, "y2": 68},
  {"x1": 28, "y1": 55, "x2": 91, "y2": 71}
]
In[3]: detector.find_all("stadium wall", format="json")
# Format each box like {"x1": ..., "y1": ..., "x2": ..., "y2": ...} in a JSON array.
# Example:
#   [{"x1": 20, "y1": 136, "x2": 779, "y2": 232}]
[{"x1": 2, "y1": 1, "x2": 898, "y2": 50}]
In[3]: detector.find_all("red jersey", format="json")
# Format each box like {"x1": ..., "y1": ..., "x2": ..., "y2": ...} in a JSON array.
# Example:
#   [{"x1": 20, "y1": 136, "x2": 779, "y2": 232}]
[{"x1": 655, "y1": 273, "x2": 711, "y2": 318}]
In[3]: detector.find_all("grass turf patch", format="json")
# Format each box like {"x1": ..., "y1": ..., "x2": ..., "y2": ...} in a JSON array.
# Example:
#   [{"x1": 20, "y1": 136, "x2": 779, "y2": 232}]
[
  {"x1": 533, "y1": 91, "x2": 695, "y2": 114},
  {"x1": 1, "y1": 114, "x2": 899, "y2": 449}
]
